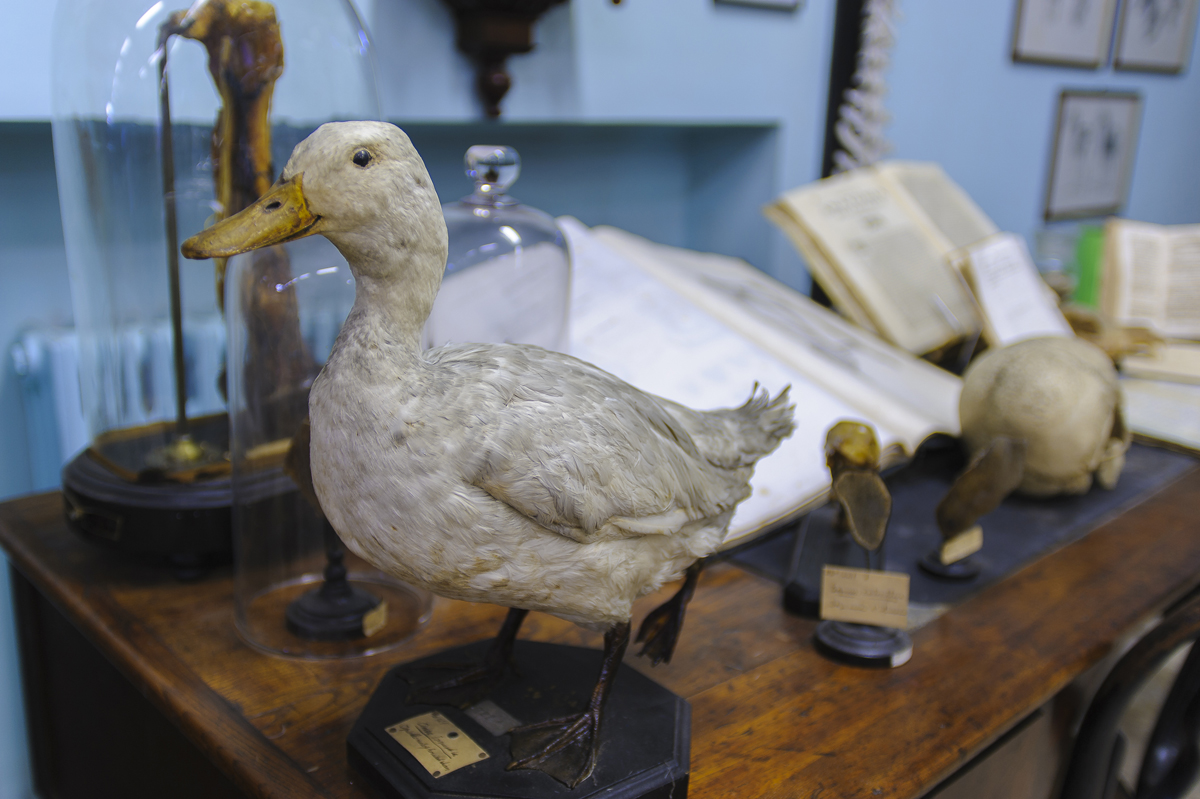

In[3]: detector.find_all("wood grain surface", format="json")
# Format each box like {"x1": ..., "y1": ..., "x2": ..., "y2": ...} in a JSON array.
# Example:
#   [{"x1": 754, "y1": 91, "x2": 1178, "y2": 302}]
[{"x1": 2, "y1": 464, "x2": 1199, "y2": 799}]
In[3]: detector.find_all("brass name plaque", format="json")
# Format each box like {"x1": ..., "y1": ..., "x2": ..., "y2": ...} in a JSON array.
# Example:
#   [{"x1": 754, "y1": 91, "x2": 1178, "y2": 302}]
[
  {"x1": 820, "y1": 565, "x2": 909, "y2": 629},
  {"x1": 940, "y1": 525, "x2": 983, "y2": 565},
  {"x1": 386, "y1": 711, "x2": 489, "y2": 778}
]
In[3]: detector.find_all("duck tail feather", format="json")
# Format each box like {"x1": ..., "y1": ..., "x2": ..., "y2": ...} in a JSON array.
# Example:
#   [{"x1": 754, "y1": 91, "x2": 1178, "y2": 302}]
[{"x1": 731, "y1": 384, "x2": 796, "y2": 460}]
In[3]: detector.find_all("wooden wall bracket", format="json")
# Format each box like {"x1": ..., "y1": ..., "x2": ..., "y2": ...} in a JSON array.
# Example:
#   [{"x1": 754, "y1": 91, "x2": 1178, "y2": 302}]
[{"x1": 442, "y1": 0, "x2": 569, "y2": 118}]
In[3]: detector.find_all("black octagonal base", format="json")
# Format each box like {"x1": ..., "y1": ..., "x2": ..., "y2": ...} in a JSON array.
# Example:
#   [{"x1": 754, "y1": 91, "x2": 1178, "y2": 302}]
[{"x1": 348, "y1": 639, "x2": 690, "y2": 799}]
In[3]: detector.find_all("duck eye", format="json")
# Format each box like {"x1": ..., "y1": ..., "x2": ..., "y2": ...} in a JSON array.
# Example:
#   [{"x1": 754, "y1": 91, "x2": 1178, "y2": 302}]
[{"x1": 353, "y1": 149, "x2": 372, "y2": 168}]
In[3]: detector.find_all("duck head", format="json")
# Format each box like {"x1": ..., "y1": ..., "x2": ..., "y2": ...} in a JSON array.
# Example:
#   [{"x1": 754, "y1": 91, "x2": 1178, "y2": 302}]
[{"x1": 182, "y1": 121, "x2": 448, "y2": 324}]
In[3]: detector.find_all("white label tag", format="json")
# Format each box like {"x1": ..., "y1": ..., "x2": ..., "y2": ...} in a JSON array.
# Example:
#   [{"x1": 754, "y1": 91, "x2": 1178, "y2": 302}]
[
  {"x1": 940, "y1": 526, "x2": 983, "y2": 565},
  {"x1": 465, "y1": 700, "x2": 521, "y2": 736}
]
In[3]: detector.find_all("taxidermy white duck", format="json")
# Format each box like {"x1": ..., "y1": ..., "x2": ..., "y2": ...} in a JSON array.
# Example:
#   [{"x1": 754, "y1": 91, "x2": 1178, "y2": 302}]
[{"x1": 182, "y1": 121, "x2": 794, "y2": 787}]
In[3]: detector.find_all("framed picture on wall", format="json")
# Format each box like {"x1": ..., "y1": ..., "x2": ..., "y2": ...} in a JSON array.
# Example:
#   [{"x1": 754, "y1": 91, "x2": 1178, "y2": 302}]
[
  {"x1": 1012, "y1": 0, "x2": 1120, "y2": 67},
  {"x1": 1044, "y1": 90, "x2": 1142, "y2": 220},
  {"x1": 1113, "y1": 0, "x2": 1200, "y2": 73}
]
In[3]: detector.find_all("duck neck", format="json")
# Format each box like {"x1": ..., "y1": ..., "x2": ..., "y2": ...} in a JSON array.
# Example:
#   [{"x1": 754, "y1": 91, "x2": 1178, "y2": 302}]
[
  {"x1": 334, "y1": 227, "x2": 446, "y2": 357},
  {"x1": 348, "y1": 269, "x2": 439, "y2": 357}
]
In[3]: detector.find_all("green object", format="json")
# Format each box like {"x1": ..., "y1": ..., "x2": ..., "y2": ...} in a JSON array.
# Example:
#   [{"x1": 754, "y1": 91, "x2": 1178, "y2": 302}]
[{"x1": 1074, "y1": 225, "x2": 1106, "y2": 308}]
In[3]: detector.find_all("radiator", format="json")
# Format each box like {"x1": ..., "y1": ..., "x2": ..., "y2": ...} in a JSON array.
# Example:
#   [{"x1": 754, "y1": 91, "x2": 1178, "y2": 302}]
[
  {"x1": 13, "y1": 311, "x2": 350, "y2": 492},
  {"x1": 11, "y1": 317, "x2": 228, "y2": 492}
]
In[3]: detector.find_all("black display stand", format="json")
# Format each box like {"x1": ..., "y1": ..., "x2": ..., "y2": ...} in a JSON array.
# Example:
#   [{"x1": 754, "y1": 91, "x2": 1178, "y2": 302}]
[
  {"x1": 285, "y1": 522, "x2": 381, "y2": 640},
  {"x1": 917, "y1": 550, "x2": 983, "y2": 580},
  {"x1": 61, "y1": 449, "x2": 232, "y2": 573},
  {"x1": 348, "y1": 639, "x2": 690, "y2": 799},
  {"x1": 781, "y1": 504, "x2": 868, "y2": 618},
  {"x1": 813, "y1": 620, "x2": 913, "y2": 668}
]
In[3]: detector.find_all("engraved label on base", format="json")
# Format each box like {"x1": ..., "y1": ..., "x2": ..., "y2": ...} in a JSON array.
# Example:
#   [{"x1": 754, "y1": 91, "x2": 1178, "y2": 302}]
[
  {"x1": 363, "y1": 601, "x2": 389, "y2": 637},
  {"x1": 940, "y1": 525, "x2": 983, "y2": 565},
  {"x1": 465, "y1": 699, "x2": 521, "y2": 736},
  {"x1": 386, "y1": 711, "x2": 489, "y2": 777},
  {"x1": 820, "y1": 565, "x2": 909, "y2": 629}
]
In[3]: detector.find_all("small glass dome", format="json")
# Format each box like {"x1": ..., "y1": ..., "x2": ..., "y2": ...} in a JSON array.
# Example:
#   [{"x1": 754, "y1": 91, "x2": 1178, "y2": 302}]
[{"x1": 426, "y1": 145, "x2": 571, "y2": 352}]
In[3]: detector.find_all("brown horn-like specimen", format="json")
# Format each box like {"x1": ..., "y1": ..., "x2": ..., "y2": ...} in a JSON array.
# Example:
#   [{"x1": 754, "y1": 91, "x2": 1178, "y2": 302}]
[
  {"x1": 835, "y1": 470, "x2": 892, "y2": 552},
  {"x1": 167, "y1": 0, "x2": 316, "y2": 440},
  {"x1": 937, "y1": 436, "x2": 1027, "y2": 541}
]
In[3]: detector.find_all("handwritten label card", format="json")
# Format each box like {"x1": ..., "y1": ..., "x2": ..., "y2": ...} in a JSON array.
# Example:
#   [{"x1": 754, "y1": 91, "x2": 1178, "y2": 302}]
[{"x1": 820, "y1": 565, "x2": 909, "y2": 629}]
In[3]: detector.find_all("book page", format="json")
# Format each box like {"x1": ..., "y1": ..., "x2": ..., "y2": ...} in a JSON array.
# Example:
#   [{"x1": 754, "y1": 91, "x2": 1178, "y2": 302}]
[
  {"x1": 875, "y1": 161, "x2": 998, "y2": 250},
  {"x1": 1121, "y1": 377, "x2": 1200, "y2": 454},
  {"x1": 1105, "y1": 220, "x2": 1200, "y2": 339},
  {"x1": 1122, "y1": 340, "x2": 1200, "y2": 385},
  {"x1": 1105, "y1": 219, "x2": 1170, "y2": 326},
  {"x1": 762, "y1": 202, "x2": 880, "y2": 334},
  {"x1": 591, "y1": 226, "x2": 961, "y2": 454},
  {"x1": 1164, "y1": 231, "x2": 1200, "y2": 337},
  {"x1": 958, "y1": 233, "x2": 1073, "y2": 347},
  {"x1": 774, "y1": 169, "x2": 981, "y2": 354},
  {"x1": 560, "y1": 217, "x2": 893, "y2": 547}
]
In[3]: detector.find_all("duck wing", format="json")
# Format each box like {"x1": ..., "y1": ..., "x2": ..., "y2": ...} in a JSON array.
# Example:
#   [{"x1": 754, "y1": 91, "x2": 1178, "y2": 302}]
[{"x1": 433, "y1": 344, "x2": 755, "y2": 544}]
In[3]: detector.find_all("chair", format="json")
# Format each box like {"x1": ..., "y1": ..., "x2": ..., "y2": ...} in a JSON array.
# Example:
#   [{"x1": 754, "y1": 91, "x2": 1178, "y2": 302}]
[{"x1": 1061, "y1": 592, "x2": 1200, "y2": 799}]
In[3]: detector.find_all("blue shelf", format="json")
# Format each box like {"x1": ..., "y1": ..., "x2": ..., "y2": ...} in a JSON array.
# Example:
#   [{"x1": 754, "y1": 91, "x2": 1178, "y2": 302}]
[{"x1": 396, "y1": 121, "x2": 785, "y2": 278}]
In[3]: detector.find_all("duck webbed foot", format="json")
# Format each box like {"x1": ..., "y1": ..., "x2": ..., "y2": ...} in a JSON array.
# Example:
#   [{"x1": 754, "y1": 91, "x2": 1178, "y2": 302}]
[
  {"x1": 408, "y1": 608, "x2": 528, "y2": 708},
  {"x1": 507, "y1": 622, "x2": 630, "y2": 788},
  {"x1": 636, "y1": 560, "x2": 703, "y2": 665}
]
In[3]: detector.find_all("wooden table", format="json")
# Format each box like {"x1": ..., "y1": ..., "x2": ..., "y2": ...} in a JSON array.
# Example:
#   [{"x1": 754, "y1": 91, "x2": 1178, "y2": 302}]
[{"x1": 4, "y1": 466, "x2": 1200, "y2": 799}]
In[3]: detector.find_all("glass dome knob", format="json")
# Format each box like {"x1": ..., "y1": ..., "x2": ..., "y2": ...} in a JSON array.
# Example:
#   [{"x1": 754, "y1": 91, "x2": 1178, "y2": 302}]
[{"x1": 465, "y1": 145, "x2": 520, "y2": 198}]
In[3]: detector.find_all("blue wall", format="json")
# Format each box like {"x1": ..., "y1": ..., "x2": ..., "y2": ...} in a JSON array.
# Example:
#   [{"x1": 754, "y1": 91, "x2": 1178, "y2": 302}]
[
  {"x1": 0, "y1": 122, "x2": 72, "y2": 799},
  {"x1": 1, "y1": 0, "x2": 1199, "y2": 797},
  {"x1": 886, "y1": 0, "x2": 1200, "y2": 248}
]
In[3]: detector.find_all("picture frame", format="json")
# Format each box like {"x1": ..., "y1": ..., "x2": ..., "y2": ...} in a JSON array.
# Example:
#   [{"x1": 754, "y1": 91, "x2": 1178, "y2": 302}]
[
  {"x1": 1043, "y1": 90, "x2": 1142, "y2": 220},
  {"x1": 1113, "y1": 0, "x2": 1200, "y2": 73},
  {"x1": 1012, "y1": 0, "x2": 1120, "y2": 67},
  {"x1": 715, "y1": 0, "x2": 801, "y2": 9}
]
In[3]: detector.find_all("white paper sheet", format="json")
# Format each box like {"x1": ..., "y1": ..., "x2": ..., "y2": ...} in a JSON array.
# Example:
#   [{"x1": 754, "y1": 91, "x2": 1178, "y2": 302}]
[
  {"x1": 562, "y1": 218, "x2": 875, "y2": 546},
  {"x1": 960, "y1": 233, "x2": 1072, "y2": 347}
]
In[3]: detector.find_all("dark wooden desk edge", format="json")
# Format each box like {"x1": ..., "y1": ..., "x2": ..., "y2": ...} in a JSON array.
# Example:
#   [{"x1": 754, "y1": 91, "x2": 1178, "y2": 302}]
[
  {"x1": 3, "y1": 464, "x2": 1200, "y2": 799},
  {"x1": 1, "y1": 493, "x2": 333, "y2": 799}
]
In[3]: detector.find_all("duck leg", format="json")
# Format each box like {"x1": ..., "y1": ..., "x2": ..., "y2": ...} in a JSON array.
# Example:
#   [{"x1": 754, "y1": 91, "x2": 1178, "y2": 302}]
[
  {"x1": 636, "y1": 560, "x2": 703, "y2": 665},
  {"x1": 507, "y1": 621, "x2": 630, "y2": 787},
  {"x1": 408, "y1": 607, "x2": 528, "y2": 708}
]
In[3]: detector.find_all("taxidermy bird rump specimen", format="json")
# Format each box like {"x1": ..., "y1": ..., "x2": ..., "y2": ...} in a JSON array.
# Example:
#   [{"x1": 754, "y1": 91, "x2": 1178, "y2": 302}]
[{"x1": 182, "y1": 121, "x2": 795, "y2": 787}]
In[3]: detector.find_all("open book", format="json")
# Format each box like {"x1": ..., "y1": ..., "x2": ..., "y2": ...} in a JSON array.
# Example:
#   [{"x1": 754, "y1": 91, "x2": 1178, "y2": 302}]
[
  {"x1": 559, "y1": 218, "x2": 962, "y2": 549},
  {"x1": 765, "y1": 161, "x2": 997, "y2": 355},
  {"x1": 1103, "y1": 219, "x2": 1200, "y2": 340},
  {"x1": 1103, "y1": 219, "x2": 1200, "y2": 384}
]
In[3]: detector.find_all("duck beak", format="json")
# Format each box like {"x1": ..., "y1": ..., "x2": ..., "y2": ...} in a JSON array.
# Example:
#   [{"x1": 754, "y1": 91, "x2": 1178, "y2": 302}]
[{"x1": 181, "y1": 174, "x2": 320, "y2": 260}]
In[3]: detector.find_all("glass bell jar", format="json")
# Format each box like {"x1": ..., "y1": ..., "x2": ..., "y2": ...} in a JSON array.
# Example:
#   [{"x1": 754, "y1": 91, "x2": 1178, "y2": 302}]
[
  {"x1": 225, "y1": 244, "x2": 431, "y2": 659},
  {"x1": 51, "y1": 0, "x2": 429, "y2": 656},
  {"x1": 425, "y1": 145, "x2": 571, "y2": 351}
]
